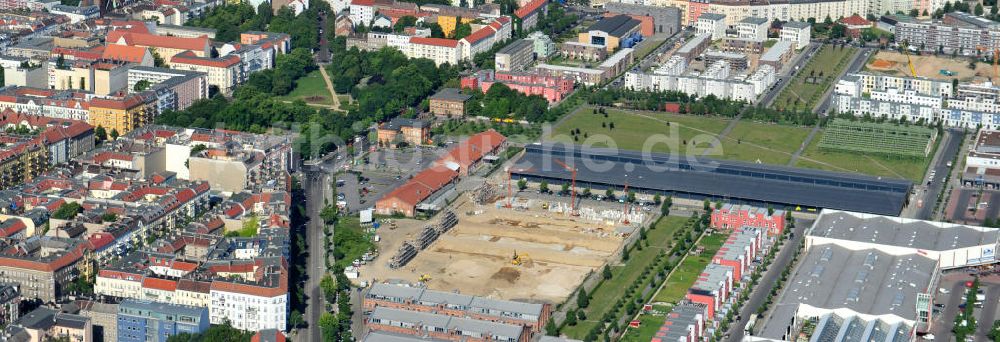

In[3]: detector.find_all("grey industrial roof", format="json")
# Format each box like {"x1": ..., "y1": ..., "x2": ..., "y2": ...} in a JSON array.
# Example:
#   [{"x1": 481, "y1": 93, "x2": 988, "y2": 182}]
[
  {"x1": 740, "y1": 17, "x2": 768, "y2": 25},
  {"x1": 364, "y1": 332, "x2": 448, "y2": 342},
  {"x1": 539, "y1": 336, "x2": 584, "y2": 342},
  {"x1": 810, "y1": 210, "x2": 999, "y2": 251},
  {"x1": 692, "y1": 263, "x2": 732, "y2": 292},
  {"x1": 366, "y1": 283, "x2": 544, "y2": 317},
  {"x1": 783, "y1": 21, "x2": 811, "y2": 29},
  {"x1": 470, "y1": 296, "x2": 544, "y2": 317},
  {"x1": 430, "y1": 88, "x2": 472, "y2": 102},
  {"x1": 587, "y1": 14, "x2": 642, "y2": 38},
  {"x1": 371, "y1": 307, "x2": 523, "y2": 338},
  {"x1": 383, "y1": 117, "x2": 429, "y2": 130},
  {"x1": 809, "y1": 312, "x2": 913, "y2": 342},
  {"x1": 372, "y1": 307, "x2": 451, "y2": 328},
  {"x1": 511, "y1": 144, "x2": 912, "y2": 216},
  {"x1": 368, "y1": 283, "x2": 423, "y2": 301},
  {"x1": 759, "y1": 245, "x2": 935, "y2": 339},
  {"x1": 699, "y1": 13, "x2": 726, "y2": 21}
]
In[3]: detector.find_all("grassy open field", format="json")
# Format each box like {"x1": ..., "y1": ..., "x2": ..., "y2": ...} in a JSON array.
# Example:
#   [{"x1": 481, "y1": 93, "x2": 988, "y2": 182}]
[
  {"x1": 551, "y1": 107, "x2": 730, "y2": 155},
  {"x1": 795, "y1": 129, "x2": 934, "y2": 182},
  {"x1": 717, "y1": 121, "x2": 813, "y2": 165},
  {"x1": 620, "y1": 304, "x2": 673, "y2": 342},
  {"x1": 553, "y1": 107, "x2": 815, "y2": 165},
  {"x1": 562, "y1": 215, "x2": 689, "y2": 339},
  {"x1": 652, "y1": 232, "x2": 729, "y2": 304},
  {"x1": 275, "y1": 70, "x2": 334, "y2": 106},
  {"x1": 774, "y1": 45, "x2": 858, "y2": 111}
]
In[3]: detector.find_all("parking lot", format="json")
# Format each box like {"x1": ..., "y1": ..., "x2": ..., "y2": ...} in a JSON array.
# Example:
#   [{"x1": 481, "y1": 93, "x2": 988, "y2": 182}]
[
  {"x1": 929, "y1": 271, "x2": 1000, "y2": 341},
  {"x1": 336, "y1": 146, "x2": 449, "y2": 213}
]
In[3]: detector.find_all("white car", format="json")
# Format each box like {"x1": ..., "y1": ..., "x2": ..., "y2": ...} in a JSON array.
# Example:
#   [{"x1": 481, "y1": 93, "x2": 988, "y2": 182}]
[
  {"x1": 923, "y1": 334, "x2": 935, "y2": 340},
  {"x1": 939, "y1": 288, "x2": 950, "y2": 294}
]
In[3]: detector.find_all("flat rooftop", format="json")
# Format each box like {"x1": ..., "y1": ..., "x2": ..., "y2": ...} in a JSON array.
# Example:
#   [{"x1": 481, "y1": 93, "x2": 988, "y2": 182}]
[
  {"x1": 758, "y1": 244, "x2": 936, "y2": 339},
  {"x1": 510, "y1": 144, "x2": 912, "y2": 215},
  {"x1": 810, "y1": 210, "x2": 998, "y2": 251}
]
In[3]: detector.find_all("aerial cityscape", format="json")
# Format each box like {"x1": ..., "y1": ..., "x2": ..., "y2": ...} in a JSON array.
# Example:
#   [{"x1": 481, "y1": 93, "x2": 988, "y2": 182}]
[{"x1": 0, "y1": 0, "x2": 997, "y2": 340}]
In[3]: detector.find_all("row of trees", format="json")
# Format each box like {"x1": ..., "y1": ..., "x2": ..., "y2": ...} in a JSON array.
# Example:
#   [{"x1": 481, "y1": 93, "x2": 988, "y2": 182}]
[
  {"x1": 186, "y1": 0, "x2": 325, "y2": 50},
  {"x1": 589, "y1": 88, "x2": 746, "y2": 118}
]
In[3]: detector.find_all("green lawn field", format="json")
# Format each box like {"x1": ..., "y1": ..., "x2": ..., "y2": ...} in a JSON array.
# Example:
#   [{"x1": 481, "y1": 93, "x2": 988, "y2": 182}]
[
  {"x1": 652, "y1": 232, "x2": 729, "y2": 304},
  {"x1": 620, "y1": 305, "x2": 673, "y2": 342},
  {"x1": 716, "y1": 121, "x2": 813, "y2": 165},
  {"x1": 562, "y1": 215, "x2": 689, "y2": 339},
  {"x1": 774, "y1": 45, "x2": 858, "y2": 111},
  {"x1": 275, "y1": 70, "x2": 334, "y2": 106},
  {"x1": 551, "y1": 107, "x2": 730, "y2": 156},
  {"x1": 794, "y1": 129, "x2": 934, "y2": 182}
]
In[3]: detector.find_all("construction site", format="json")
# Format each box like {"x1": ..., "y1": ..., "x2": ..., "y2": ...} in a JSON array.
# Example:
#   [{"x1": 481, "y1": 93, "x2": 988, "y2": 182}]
[
  {"x1": 355, "y1": 180, "x2": 652, "y2": 303},
  {"x1": 866, "y1": 50, "x2": 997, "y2": 81}
]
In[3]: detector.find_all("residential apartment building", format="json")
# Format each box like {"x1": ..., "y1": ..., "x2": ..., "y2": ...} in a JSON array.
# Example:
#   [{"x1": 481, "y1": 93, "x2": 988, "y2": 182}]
[
  {"x1": 117, "y1": 299, "x2": 210, "y2": 342},
  {"x1": 495, "y1": 39, "x2": 534, "y2": 72},
  {"x1": 461, "y1": 69, "x2": 575, "y2": 103},
  {"x1": 696, "y1": 13, "x2": 726, "y2": 40},
  {"x1": 88, "y1": 93, "x2": 155, "y2": 135},
  {"x1": 625, "y1": 60, "x2": 776, "y2": 103},
  {"x1": 127, "y1": 67, "x2": 209, "y2": 113},
  {"x1": 514, "y1": 0, "x2": 547, "y2": 31},
  {"x1": 107, "y1": 31, "x2": 212, "y2": 63},
  {"x1": 735, "y1": 16, "x2": 768, "y2": 41},
  {"x1": 685, "y1": 263, "x2": 733, "y2": 318},
  {"x1": 895, "y1": 12, "x2": 1000, "y2": 56},
  {"x1": 780, "y1": 21, "x2": 812, "y2": 49},
  {"x1": 169, "y1": 52, "x2": 241, "y2": 95},
  {"x1": 0, "y1": 237, "x2": 91, "y2": 303}
]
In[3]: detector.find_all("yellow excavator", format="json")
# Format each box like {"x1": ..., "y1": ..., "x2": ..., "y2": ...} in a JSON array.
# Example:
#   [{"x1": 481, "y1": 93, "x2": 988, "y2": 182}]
[
  {"x1": 512, "y1": 250, "x2": 530, "y2": 266},
  {"x1": 418, "y1": 274, "x2": 431, "y2": 282},
  {"x1": 902, "y1": 42, "x2": 917, "y2": 77}
]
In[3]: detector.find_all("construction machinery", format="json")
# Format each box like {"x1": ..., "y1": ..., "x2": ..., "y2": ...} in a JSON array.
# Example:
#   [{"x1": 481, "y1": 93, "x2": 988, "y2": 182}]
[
  {"x1": 418, "y1": 274, "x2": 432, "y2": 282},
  {"x1": 553, "y1": 159, "x2": 578, "y2": 215},
  {"x1": 902, "y1": 42, "x2": 917, "y2": 77},
  {"x1": 512, "y1": 250, "x2": 530, "y2": 266}
]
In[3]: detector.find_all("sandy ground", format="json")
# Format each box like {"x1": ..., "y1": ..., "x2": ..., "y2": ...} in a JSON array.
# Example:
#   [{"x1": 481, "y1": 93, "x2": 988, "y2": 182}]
[
  {"x1": 356, "y1": 195, "x2": 633, "y2": 303},
  {"x1": 866, "y1": 51, "x2": 995, "y2": 82}
]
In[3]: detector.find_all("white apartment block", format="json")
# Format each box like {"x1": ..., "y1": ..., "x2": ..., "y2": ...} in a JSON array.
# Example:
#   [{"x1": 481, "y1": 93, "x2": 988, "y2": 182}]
[
  {"x1": 780, "y1": 21, "x2": 811, "y2": 49},
  {"x1": 697, "y1": 13, "x2": 727, "y2": 40},
  {"x1": 348, "y1": 0, "x2": 376, "y2": 26},
  {"x1": 834, "y1": 73, "x2": 1000, "y2": 129},
  {"x1": 626, "y1": 59, "x2": 775, "y2": 103},
  {"x1": 209, "y1": 287, "x2": 288, "y2": 332},
  {"x1": 736, "y1": 17, "x2": 768, "y2": 42}
]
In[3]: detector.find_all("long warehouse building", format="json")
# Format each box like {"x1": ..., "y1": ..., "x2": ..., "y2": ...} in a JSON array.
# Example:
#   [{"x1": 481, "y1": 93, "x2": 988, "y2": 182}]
[{"x1": 509, "y1": 144, "x2": 912, "y2": 216}]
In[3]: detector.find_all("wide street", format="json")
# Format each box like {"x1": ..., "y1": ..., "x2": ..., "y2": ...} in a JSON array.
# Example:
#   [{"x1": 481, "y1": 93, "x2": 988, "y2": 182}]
[
  {"x1": 726, "y1": 218, "x2": 810, "y2": 341},
  {"x1": 907, "y1": 128, "x2": 964, "y2": 220}
]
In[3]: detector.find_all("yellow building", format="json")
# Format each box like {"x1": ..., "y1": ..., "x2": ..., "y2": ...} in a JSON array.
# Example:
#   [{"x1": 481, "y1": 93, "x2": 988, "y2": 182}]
[
  {"x1": 437, "y1": 15, "x2": 476, "y2": 38},
  {"x1": 88, "y1": 94, "x2": 155, "y2": 135},
  {"x1": 0, "y1": 140, "x2": 47, "y2": 189}
]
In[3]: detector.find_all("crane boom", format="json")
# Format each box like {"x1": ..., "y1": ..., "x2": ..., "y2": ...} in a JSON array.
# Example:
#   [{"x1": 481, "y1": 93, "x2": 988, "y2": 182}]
[{"x1": 903, "y1": 44, "x2": 917, "y2": 77}]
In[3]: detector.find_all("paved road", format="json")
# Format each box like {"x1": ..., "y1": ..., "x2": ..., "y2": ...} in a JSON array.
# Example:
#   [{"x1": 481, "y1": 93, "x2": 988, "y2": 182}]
[
  {"x1": 727, "y1": 219, "x2": 809, "y2": 341},
  {"x1": 301, "y1": 168, "x2": 330, "y2": 342},
  {"x1": 901, "y1": 129, "x2": 963, "y2": 220},
  {"x1": 760, "y1": 42, "x2": 821, "y2": 107},
  {"x1": 815, "y1": 47, "x2": 871, "y2": 114}
]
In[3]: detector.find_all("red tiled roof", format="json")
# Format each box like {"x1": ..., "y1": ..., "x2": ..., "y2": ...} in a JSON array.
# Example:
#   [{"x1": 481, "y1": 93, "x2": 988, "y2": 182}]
[
  {"x1": 101, "y1": 44, "x2": 149, "y2": 64},
  {"x1": 377, "y1": 165, "x2": 458, "y2": 207},
  {"x1": 410, "y1": 36, "x2": 460, "y2": 48},
  {"x1": 515, "y1": 0, "x2": 546, "y2": 19},
  {"x1": 463, "y1": 25, "x2": 495, "y2": 45},
  {"x1": 108, "y1": 31, "x2": 209, "y2": 52},
  {"x1": 142, "y1": 277, "x2": 178, "y2": 292},
  {"x1": 838, "y1": 14, "x2": 871, "y2": 26},
  {"x1": 351, "y1": 0, "x2": 374, "y2": 5},
  {"x1": 437, "y1": 129, "x2": 506, "y2": 170}
]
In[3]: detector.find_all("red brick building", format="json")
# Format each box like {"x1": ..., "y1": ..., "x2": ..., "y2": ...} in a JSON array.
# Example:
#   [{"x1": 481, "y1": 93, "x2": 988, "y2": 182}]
[
  {"x1": 461, "y1": 70, "x2": 574, "y2": 103},
  {"x1": 374, "y1": 166, "x2": 458, "y2": 217},
  {"x1": 710, "y1": 204, "x2": 785, "y2": 236}
]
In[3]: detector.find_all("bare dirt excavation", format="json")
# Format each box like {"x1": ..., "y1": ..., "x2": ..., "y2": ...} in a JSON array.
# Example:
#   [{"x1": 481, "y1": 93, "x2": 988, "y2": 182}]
[{"x1": 357, "y1": 195, "x2": 645, "y2": 303}]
